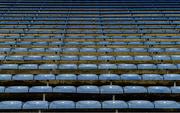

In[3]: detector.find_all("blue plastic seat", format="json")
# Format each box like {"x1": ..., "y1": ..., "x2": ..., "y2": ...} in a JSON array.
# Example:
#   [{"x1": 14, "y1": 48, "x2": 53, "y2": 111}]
[
  {"x1": 0, "y1": 101, "x2": 22, "y2": 109},
  {"x1": 6, "y1": 56, "x2": 23, "y2": 60},
  {"x1": 0, "y1": 74, "x2": 12, "y2": 80},
  {"x1": 56, "y1": 74, "x2": 76, "y2": 80},
  {"x1": 29, "y1": 86, "x2": 52, "y2": 93},
  {"x1": 99, "y1": 64, "x2": 117, "y2": 69},
  {"x1": 59, "y1": 64, "x2": 77, "y2": 69},
  {"x1": 39, "y1": 64, "x2": 58, "y2": 69},
  {"x1": 0, "y1": 56, "x2": 5, "y2": 60},
  {"x1": 33, "y1": 42, "x2": 48, "y2": 46},
  {"x1": 78, "y1": 74, "x2": 98, "y2": 80},
  {"x1": 157, "y1": 64, "x2": 177, "y2": 69},
  {"x1": 134, "y1": 56, "x2": 152, "y2": 60},
  {"x1": 0, "y1": 86, "x2": 5, "y2": 93},
  {"x1": 112, "y1": 36, "x2": 125, "y2": 39},
  {"x1": 148, "y1": 86, "x2": 171, "y2": 93},
  {"x1": 131, "y1": 48, "x2": 147, "y2": 52},
  {"x1": 76, "y1": 101, "x2": 101, "y2": 109},
  {"x1": 13, "y1": 74, "x2": 33, "y2": 80},
  {"x1": 51, "y1": 42, "x2": 63, "y2": 45},
  {"x1": 124, "y1": 86, "x2": 147, "y2": 93},
  {"x1": 100, "y1": 85, "x2": 123, "y2": 94},
  {"x1": 77, "y1": 85, "x2": 99, "y2": 94},
  {"x1": 98, "y1": 56, "x2": 115, "y2": 60},
  {"x1": 23, "y1": 101, "x2": 48, "y2": 109},
  {"x1": 24, "y1": 56, "x2": 42, "y2": 60},
  {"x1": 99, "y1": 74, "x2": 120, "y2": 80},
  {"x1": 29, "y1": 48, "x2": 45, "y2": 52},
  {"x1": 148, "y1": 48, "x2": 164, "y2": 52},
  {"x1": 154, "y1": 100, "x2": 180, "y2": 109},
  {"x1": 171, "y1": 86, "x2": 180, "y2": 93},
  {"x1": 97, "y1": 48, "x2": 113, "y2": 52},
  {"x1": 46, "y1": 48, "x2": 62, "y2": 52},
  {"x1": 61, "y1": 56, "x2": 78, "y2": 60},
  {"x1": 19, "y1": 64, "x2": 38, "y2": 69},
  {"x1": 35, "y1": 74, "x2": 55, "y2": 80},
  {"x1": 164, "y1": 74, "x2": 180, "y2": 80},
  {"x1": 79, "y1": 64, "x2": 97, "y2": 69},
  {"x1": 128, "y1": 42, "x2": 143, "y2": 45},
  {"x1": 116, "y1": 56, "x2": 133, "y2": 60},
  {"x1": 43, "y1": 56, "x2": 60, "y2": 60},
  {"x1": 165, "y1": 48, "x2": 180, "y2": 52},
  {"x1": 118, "y1": 64, "x2": 137, "y2": 69},
  {"x1": 80, "y1": 48, "x2": 96, "y2": 52},
  {"x1": 128, "y1": 100, "x2": 154, "y2": 109},
  {"x1": 137, "y1": 64, "x2": 157, "y2": 69},
  {"x1": 5, "y1": 86, "x2": 29, "y2": 93},
  {"x1": 80, "y1": 56, "x2": 97, "y2": 60},
  {"x1": 63, "y1": 48, "x2": 79, "y2": 52},
  {"x1": 11, "y1": 48, "x2": 27, "y2": 52},
  {"x1": 0, "y1": 64, "x2": 18, "y2": 69},
  {"x1": 171, "y1": 55, "x2": 180, "y2": 60},
  {"x1": 53, "y1": 86, "x2": 76, "y2": 93},
  {"x1": 0, "y1": 48, "x2": 11, "y2": 52},
  {"x1": 114, "y1": 48, "x2": 130, "y2": 52},
  {"x1": 50, "y1": 101, "x2": 75, "y2": 109},
  {"x1": 153, "y1": 55, "x2": 171, "y2": 60},
  {"x1": 121, "y1": 74, "x2": 141, "y2": 80},
  {"x1": 102, "y1": 100, "x2": 128, "y2": 109},
  {"x1": 142, "y1": 74, "x2": 163, "y2": 80}
]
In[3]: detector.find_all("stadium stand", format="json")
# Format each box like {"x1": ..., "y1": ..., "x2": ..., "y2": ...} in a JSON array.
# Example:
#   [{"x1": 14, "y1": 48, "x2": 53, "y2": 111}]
[{"x1": 0, "y1": 0, "x2": 180, "y2": 112}]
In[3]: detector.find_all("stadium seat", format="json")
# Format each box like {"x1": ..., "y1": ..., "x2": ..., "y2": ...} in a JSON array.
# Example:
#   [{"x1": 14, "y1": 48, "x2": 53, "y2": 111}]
[
  {"x1": 121, "y1": 74, "x2": 141, "y2": 80},
  {"x1": 148, "y1": 86, "x2": 171, "y2": 93},
  {"x1": 77, "y1": 86, "x2": 99, "y2": 93},
  {"x1": 124, "y1": 86, "x2": 147, "y2": 93},
  {"x1": 5, "y1": 86, "x2": 29, "y2": 93},
  {"x1": 23, "y1": 101, "x2": 48, "y2": 109},
  {"x1": 13, "y1": 74, "x2": 34, "y2": 80},
  {"x1": 59, "y1": 64, "x2": 77, "y2": 69},
  {"x1": 79, "y1": 64, "x2": 97, "y2": 69},
  {"x1": 164, "y1": 74, "x2": 180, "y2": 80},
  {"x1": 50, "y1": 101, "x2": 75, "y2": 109},
  {"x1": 39, "y1": 64, "x2": 58, "y2": 69},
  {"x1": 76, "y1": 101, "x2": 101, "y2": 109},
  {"x1": 53, "y1": 86, "x2": 76, "y2": 93},
  {"x1": 29, "y1": 86, "x2": 52, "y2": 93},
  {"x1": 78, "y1": 74, "x2": 98, "y2": 80},
  {"x1": 142, "y1": 74, "x2": 163, "y2": 80},
  {"x1": 100, "y1": 85, "x2": 123, "y2": 94},
  {"x1": 128, "y1": 100, "x2": 154, "y2": 109},
  {"x1": 0, "y1": 74, "x2": 12, "y2": 80},
  {"x1": 19, "y1": 64, "x2": 38, "y2": 69},
  {"x1": 0, "y1": 101, "x2": 22, "y2": 109},
  {"x1": 102, "y1": 100, "x2": 128, "y2": 109},
  {"x1": 99, "y1": 74, "x2": 120, "y2": 80},
  {"x1": 34, "y1": 74, "x2": 55, "y2": 80},
  {"x1": 118, "y1": 64, "x2": 137, "y2": 69},
  {"x1": 154, "y1": 100, "x2": 180, "y2": 109}
]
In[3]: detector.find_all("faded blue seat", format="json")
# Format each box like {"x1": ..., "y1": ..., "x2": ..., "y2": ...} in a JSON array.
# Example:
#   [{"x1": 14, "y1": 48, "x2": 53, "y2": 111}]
[
  {"x1": 50, "y1": 101, "x2": 75, "y2": 109},
  {"x1": 171, "y1": 55, "x2": 180, "y2": 60},
  {"x1": 128, "y1": 100, "x2": 154, "y2": 109},
  {"x1": 112, "y1": 36, "x2": 125, "y2": 39},
  {"x1": 112, "y1": 42, "x2": 127, "y2": 45},
  {"x1": 160, "y1": 42, "x2": 175, "y2": 45},
  {"x1": 124, "y1": 86, "x2": 147, "y2": 93},
  {"x1": 35, "y1": 74, "x2": 55, "y2": 80},
  {"x1": 29, "y1": 48, "x2": 45, "y2": 52},
  {"x1": 134, "y1": 56, "x2": 152, "y2": 60},
  {"x1": 171, "y1": 86, "x2": 180, "y2": 93},
  {"x1": 11, "y1": 48, "x2": 27, "y2": 52},
  {"x1": 137, "y1": 64, "x2": 157, "y2": 69},
  {"x1": 0, "y1": 86, "x2": 5, "y2": 93},
  {"x1": 148, "y1": 86, "x2": 171, "y2": 93},
  {"x1": 24, "y1": 56, "x2": 42, "y2": 60},
  {"x1": 131, "y1": 48, "x2": 147, "y2": 52},
  {"x1": 59, "y1": 64, "x2": 77, "y2": 69},
  {"x1": 164, "y1": 74, "x2": 180, "y2": 80},
  {"x1": 29, "y1": 86, "x2": 52, "y2": 93},
  {"x1": 81, "y1": 42, "x2": 95, "y2": 45},
  {"x1": 142, "y1": 74, "x2": 163, "y2": 80},
  {"x1": 0, "y1": 56, "x2": 5, "y2": 60},
  {"x1": 77, "y1": 85, "x2": 99, "y2": 94},
  {"x1": 56, "y1": 74, "x2": 76, "y2": 80},
  {"x1": 63, "y1": 48, "x2": 79, "y2": 52},
  {"x1": 80, "y1": 48, "x2": 96, "y2": 52},
  {"x1": 80, "y1": 56, "x2": 97, "y2": 60},
  {"x1": 100, "y1": 85, "x2": 123, "y2": 94},
  {"x1": 46, "y1": 48, "x2": 62, "y2": 52},
  {"x1": 19, "y1": 64, "x2": 38, "y2": 69},
  {"x1": 116, "y1": 56, "x2": 133, "y2": 60},
  {"x1": 33, "y1": 42, "x2": 48, "y2": 45},
  {"x1": 43, "y1": 56, "x2": 60, "y2": 60},
  {"x1": 13, "y1": 74, "x2": 33, "y2": 80},
  {"x1": 177, "y1": 64, "x2": 180, "y2": 69},
  {"x1": 0, "y1": 101, "x2": 22, "y2": 109},
  {"x1": 165, "y1": 48, "x2": 180, "y2": 52},
  {"x1": 114, "y1": 48, "x2": 130, "y2": 52},
  {"x1": 5, "y1": 86, "x2": 29, "y2": 93},
  {"x1": 154, "y1": 100, "x2": 180, "y2": 109},
  {"x1": 148, "y1": 48, "x2": 164, "y2": 52},
  {"x1": 51, "y1": 42, "x2": 63, "y2": 45},
  {"x1": 61, "y1": 56, "x2": 78, "y2": 60},
  {"x1": 98, "y1": 56, "x2": 115, "y2": 60},
  {"x1": 99, "y1": 74, "x2": 120, "y2": 80},
  {"x1": 39, "y1": 64, "x2": 58, "y2": 69},
  {"x1": 118, "y1": 64, "x2": 137, "y2": 69},
  {"x1": 99, "y1": 64, "x2": 117, "y2": 69},
  {"x1": 0, "y1": 64, "x2": 18, "y2": 69},
  {"x1": 0, "y1": 74, "x2": 12, "y2": 80},
  {"x1": 102, "y1": 100, "x2": 128, "y2": 109},
  {"x1": 121, "y1": 74, "x2": 141, "y2": 80},
  {"x1": 23, "y1": 101, "x2": 48, "y2": 109},
  {"x1": 53, "y1": 86, "x2": 76, "y2": 93},
  {"x1": 78, "y1": 74, "x2": 98, "y2": 80},
  {"x1": 128, "y1": 42, "x2": 143, "y2": 45},
  {"x1": 153, "y1": 55, "x2": 171, "y2": 60},
  {"x1": 97, "y1": 48, "x2": 113, "y2": 52},
  {"x1": 157, "y1": 64, "x2": 177, "y2": 69},
  {"x1": 0, "y1": 48, "x2": 11, "y2": 52},
  {"x1": 6, "y1": 56, "x2": 23, "y2": 60},
  {"x1": 79, "y1": 64, "x2": 97, "y2": 69},
  {"x1": 76, "y1": 100, "x2": 101, "y2": 109}
]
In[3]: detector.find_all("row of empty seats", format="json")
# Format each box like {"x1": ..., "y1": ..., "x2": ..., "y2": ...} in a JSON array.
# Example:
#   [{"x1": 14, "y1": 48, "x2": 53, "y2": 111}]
[
  {"x1": 0, "y1": 48, "x2": 179, "y2": 52},
  {"x1": 0, "y1": 74, "x2": 179, "y2": 80},
  {"x1": 0, "y1": 85, "x2": 180, "y2": 93},
  {"x1": 0, "y1": 100, "x2": 179, "y2": 109},
  {"x1": 1, "y1": 55, "x2": 179, "y2": 60}
]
